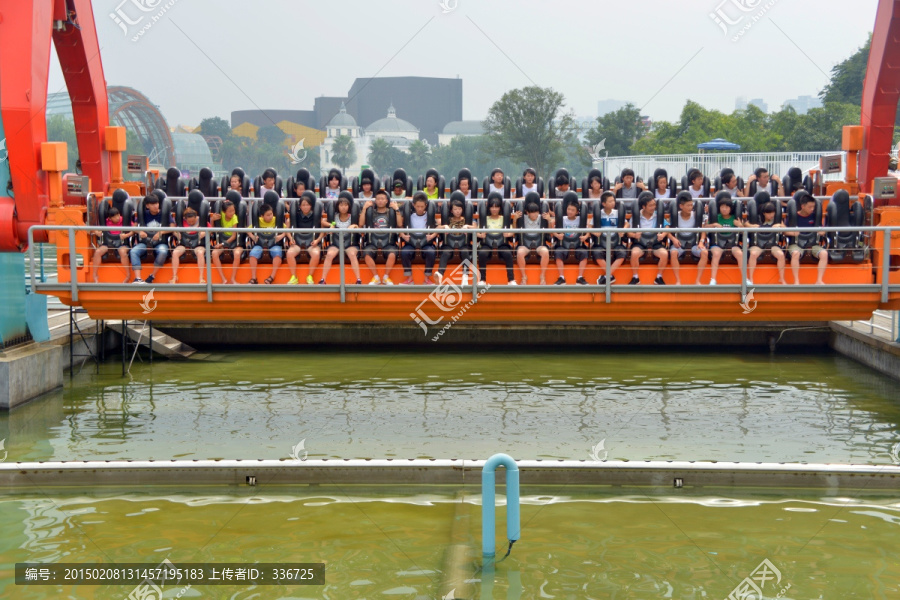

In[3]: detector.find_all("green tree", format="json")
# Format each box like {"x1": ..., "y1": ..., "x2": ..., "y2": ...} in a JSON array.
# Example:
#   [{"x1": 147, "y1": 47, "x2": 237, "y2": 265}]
[
  {"x1": 482, "y1": 86, "x2": 577, "y2": 180},
  {"x1": 407, "y1": 139, "x2": 431, "y2": 175},
  {"x1": 785, "y1": 103, "x2": 861, "y2": 151},
  {"x1": 197, "y1": 116, "x2": 233, "y2": 140},
  {"x1": 367, "y1": 138, "x2": 407, "y2": 175},
  {"x1": 257, "y1": 125, "x2": 287, "y2": 146},
  {"x1": 820, "y1": 36, "x2": 870, "y2": 105},
  {"x1": 330, "y1": 135, "x2": 357, "y2": 174},
  {"x1": 431, "y1": 135, "x2": 524, "y2": 185},
  {"x1": 584, "y1": 104, "x2": 647, "y2": 157}
]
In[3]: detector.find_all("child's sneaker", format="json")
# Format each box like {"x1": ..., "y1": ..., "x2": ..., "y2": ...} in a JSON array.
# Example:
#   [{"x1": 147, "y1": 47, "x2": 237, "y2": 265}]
[
  {"x1": 133, "y1": 278, "x2": 145, "y2": 284},
  {"x1": 576, "y1": 276, "x2": 588, "y2": 285},
  {"x1": 597, "y1": 275, "x2": 606, "y2": 285},
  {"x1": 709, "y1": 278, "x2": 717, "y2": 286},
  {"x1": 318, "y1": 279, "x2": 326, "y2": 285},
  {"x1": 368, "y1": 275, "x2": 381, "y2": 285},
  {"x1": 629, "y1": 276, "x2": 640, "y2": 285},
  {"x1": 355, "y1": 278, "x2": 362, "y2": 285},
  {"x1": 554, "y1": 277, "x2": 566, "y2": 285},
  {"x1": 287, "y1": 275, "x2": 299, "y2": 285},
  {"x1": 402, "y1": 276, "x2": 414, "y2": 285},
  {"x1": 654, "y1": 275, "x2": 666, "y2": 285},
  {"x1": 461, "y1": 273, "x2": 469, "y2": 286},
  {"x1": 383, "y1": 277, "x2": 394, "y2": 285},
  {"x1": 306, "y1": 275, "x2": 314, "y2": 284},
  {"x1": 145, "y1": 275, "x2": 155, "y2": 284}
]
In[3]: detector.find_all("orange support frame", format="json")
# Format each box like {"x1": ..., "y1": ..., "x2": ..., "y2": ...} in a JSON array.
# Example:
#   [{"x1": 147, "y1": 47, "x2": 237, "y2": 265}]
[{"x1": 0, "y1": 0, "x2": 109, "y2": 250}]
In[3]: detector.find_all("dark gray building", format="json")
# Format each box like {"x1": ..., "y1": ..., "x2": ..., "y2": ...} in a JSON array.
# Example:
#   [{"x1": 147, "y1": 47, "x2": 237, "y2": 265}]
[{"x1": 232, "y1": 76, "x2": 463, "y2": 145}]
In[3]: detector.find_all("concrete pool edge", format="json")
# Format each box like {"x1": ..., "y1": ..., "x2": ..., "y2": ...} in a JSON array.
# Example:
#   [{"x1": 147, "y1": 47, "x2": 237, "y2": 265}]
[{"x1": 2, "y1": 459, "x2": 899, "y2": 490}]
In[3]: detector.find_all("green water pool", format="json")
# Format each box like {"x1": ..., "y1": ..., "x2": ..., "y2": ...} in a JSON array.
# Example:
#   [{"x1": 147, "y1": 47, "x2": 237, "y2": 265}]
[
  {"x1": 0, "y1": 487, "x2": 898, "y2": 599},
  {"x1": 2, "y1": 349, "x2": 899, "y2": 599},
  {"x1": 1, "y1": 349, "x2": 899, "y2": 464}
]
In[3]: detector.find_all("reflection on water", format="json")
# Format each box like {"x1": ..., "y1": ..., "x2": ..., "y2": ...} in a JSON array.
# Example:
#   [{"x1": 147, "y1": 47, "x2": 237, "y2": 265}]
[
  {"x1": 2, "y1": 350, "x2": 899, "y2": 464},
  {"x1": 0, "y1": 488, "x2": 898, "y2": 599}
]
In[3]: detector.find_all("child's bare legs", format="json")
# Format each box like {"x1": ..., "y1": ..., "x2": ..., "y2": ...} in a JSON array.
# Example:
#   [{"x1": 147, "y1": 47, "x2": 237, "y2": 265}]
[
  {"x1": 695, "y1": 247, "x2": 708, "y2": 285},
  {"x1": 630, "y1": 246, "x2": 644, "y2": 279},
  {"x1": 789, "y1": 248, "x2": 802, "y2": 284},
  {"x1": 653, "y1": 247, "x2": 668, "y2": 278},
  {"x1": 709, "y1": 246, "x2": 724, "y2": 283},
  {"x1": 346, "y1": 247, "x2": 362, "y2": 282},
  {"x1": 92, "y1": 245, "x2": 108, "y2": 283},
  {"x1": 212, "y1": 248, "x2": 228, "y2": 283},
  {"x1": 195, "y1": 247, "x2": 206, "y2": 284},
  {"x1": 169, "y1": 246, "x2": 186, "y2": 283},
  {"x1": 771, "y1": 247, "x2": 786, "y2": 284},
  {"x1": 814, "y1": 247, "x2": 828, "y2": 285},
  {"x1": 230, "y1": 248, "x2": 243, "y2": 284},
  {"x1": 669, "y1": 249, "x2": 682, "y2": 285},
  {"x1": 516, "y1": 246, "x2": 529, "y2": 283},
  {"x1": 747, "y1": 247, "x2": 762, "y2": 284},
  {"x1": 320, "y1": 246, "x2": 337, "y2": 281},
  {"x1": 267, "y1": 247, "x2": 283, "y2": 282},
  {"x1": 286, "y1": 245, "x2": 302, "y2": 278},
  {"x1": 307, "y1": 246, "x2": 321, "y2": 281}
]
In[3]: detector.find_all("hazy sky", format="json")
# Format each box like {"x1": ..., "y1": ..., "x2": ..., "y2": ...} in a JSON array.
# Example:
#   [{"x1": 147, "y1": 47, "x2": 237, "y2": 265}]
[{"x1": 49, "y1": 0, "x2": 877, "y2": 127}]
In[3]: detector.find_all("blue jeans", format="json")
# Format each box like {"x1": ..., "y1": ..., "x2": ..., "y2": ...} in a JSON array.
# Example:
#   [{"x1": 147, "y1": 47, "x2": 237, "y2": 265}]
[{"x1": 130, "y1": 242, "x2": 169, "y2": 269}]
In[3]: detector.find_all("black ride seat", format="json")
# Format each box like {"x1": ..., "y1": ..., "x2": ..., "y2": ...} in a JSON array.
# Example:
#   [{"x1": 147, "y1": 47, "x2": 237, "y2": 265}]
[{"x1": 826, "y1": 189, "x2": 867, "y2": 263}]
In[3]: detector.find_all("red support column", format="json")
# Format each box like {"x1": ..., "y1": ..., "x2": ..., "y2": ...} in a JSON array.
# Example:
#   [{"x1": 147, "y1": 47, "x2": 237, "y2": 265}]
[{"x1": 859, "y1": 0, "x2": 900, "y2": 196}]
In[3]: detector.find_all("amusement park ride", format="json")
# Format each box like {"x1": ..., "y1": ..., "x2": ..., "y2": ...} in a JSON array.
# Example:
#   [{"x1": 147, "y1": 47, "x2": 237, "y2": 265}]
[{"x1": 2, "y1": 0, "x2": 900, "y2": 336}]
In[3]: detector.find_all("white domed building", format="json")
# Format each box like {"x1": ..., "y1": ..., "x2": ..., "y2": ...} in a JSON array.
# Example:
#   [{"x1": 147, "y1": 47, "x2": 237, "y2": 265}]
[
  {"x1": 320, "y1": 102, "x2": 365, "y2": 175},
  {"x1": 363, "y1": 103, "x2": 420, "y2": 151},
  {"x1": 320, "y1": 103, "x2": 420, "y2": 177}
]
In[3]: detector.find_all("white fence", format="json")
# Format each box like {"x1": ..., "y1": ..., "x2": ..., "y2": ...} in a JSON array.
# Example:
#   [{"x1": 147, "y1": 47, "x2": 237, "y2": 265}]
[{"x1": 600, "y1": 152, "x2": 846, "y2": 183}]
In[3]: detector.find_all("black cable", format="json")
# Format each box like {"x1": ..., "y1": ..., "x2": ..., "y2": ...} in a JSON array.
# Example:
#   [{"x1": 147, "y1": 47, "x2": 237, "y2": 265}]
[{"x1": 496, "y1": 539, "x2": 516, "y2": 563}]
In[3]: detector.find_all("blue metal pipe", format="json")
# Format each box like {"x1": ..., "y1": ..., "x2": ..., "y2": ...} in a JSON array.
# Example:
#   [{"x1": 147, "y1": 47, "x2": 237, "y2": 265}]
[{"x1": 482, "y1": 453, "x2": 520, "y2": 557}]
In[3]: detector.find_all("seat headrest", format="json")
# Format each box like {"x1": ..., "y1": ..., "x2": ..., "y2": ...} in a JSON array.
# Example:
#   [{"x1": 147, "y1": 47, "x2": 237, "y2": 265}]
[
  {"x1": 188, "y1": 190, "x2": 204, "y2": 204},
  {"x1": 715, "y1": 190, "x2": 732, "y2": 205},
  {"x1": 300, "y1": 190, "x2": 317, "y2": 205},
  {"x1": 112, "y1": 189, "x2": 129, "y2": 204},
  {"x1": 676, "y1": 190, "x2": 692, "y2": 203},
  {"x1": 263, "y1": 191, "x2": 280, "y2": 206},
  {"x1": 793, "y1": 189, "x2": 812, "y2": 204},
  {"x1": 449, "y1": 191, "x2": 466, "y2": 203},
  {"x1": 224, "y1": 190, "x2": 241, "y2": 204},
  {"x1": 754, "y1": 191, "x2": 771, "y2": 205},
  {"x1": 199, "y1": 167, "x2": 213, "y2": 181},
  {"x1": 486, "y1": 191, "x2": 504, "y2": 203},
  {"x1": 832, "y1": 189, "x2": 850, "y2": 205},
  {"x1": 166, "y1": 167, "x2": 180, "y2": 181},
  {"x1": 151, "y1": 189, "x2": 167, "y2": 202},
  {"x1": 231, "y1": 167, "x2": 246, "y2": 180},
  {"x1": 338, "y1": 191, "x2": 354, "y2": 204},
  {"x1": 562, "y1": 191, "x2": 580, "y2": 208}
]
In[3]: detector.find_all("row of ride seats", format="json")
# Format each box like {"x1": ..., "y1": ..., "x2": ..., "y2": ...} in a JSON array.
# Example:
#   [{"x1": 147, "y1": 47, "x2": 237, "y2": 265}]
[
  {"x1": 155, "y1": 163, "x2": 819, "y2": 205},
  {"x1": 98, "y1": 187, "x2": 866, "y2": 265}
]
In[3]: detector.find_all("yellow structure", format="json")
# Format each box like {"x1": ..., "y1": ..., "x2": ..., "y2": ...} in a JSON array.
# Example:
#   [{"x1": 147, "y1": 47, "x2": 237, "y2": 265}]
[{"x1": 229, "y1": 121, "x2": 325, "y2": 148}]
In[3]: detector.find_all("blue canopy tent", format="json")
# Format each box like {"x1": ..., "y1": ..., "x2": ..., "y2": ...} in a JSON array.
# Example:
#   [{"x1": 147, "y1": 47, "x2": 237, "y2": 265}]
[{"x1": 698, "y1": 138, "x2": 741, "y2": 151}]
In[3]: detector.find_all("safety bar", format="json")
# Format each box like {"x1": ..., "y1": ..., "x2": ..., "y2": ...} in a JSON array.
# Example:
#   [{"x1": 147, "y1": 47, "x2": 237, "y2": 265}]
[{"x1": 26, "y1": 224, "x2": 900, "y2": 306}]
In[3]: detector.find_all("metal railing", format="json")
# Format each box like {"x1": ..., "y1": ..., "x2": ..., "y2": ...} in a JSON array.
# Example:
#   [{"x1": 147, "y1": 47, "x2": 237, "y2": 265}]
[
  {"x1": 602, "y1": 151, "x2": 844, "y2": 183},
  {"x1": 847, "y1": 310, "x2": 900, "y2": 343},
  {"x1": 26, "y1": 222, "x2": 900, "y2": 307}
]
